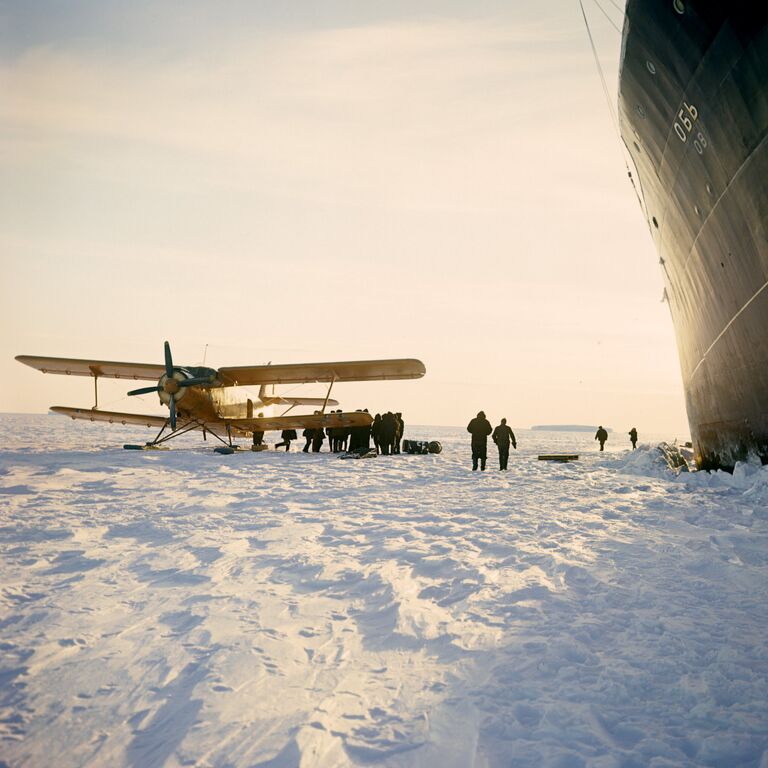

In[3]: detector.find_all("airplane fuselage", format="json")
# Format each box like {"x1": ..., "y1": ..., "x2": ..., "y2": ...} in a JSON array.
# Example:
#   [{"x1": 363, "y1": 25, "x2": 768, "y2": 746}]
[{"x1": 168, "y1": 380, "x2": 269, "y2": 423}]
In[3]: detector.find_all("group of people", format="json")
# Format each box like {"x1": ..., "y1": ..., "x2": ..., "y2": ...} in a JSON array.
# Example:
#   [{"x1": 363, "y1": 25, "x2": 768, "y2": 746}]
[
  {"x1": 268, "y1": 410, "x2": 641, "y2": 464},
  {"x1": 372, "y1": 412, "x2": 405, "y2": 455},
  {"x1": 467, "y1": 411, "x2": 517, "y2": 471},
  {"x1": 468, "y1": 413, "x2": 642, "y2": 470},
  {"x1": 594, "y1": 426, "x2": 639, "y2": 451},
  {"x1": 268, "y1": 410, "x2": 406, "y2": 455}
]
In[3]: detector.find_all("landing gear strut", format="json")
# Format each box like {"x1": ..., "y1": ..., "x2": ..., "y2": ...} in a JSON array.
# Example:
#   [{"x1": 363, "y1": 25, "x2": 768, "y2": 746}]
[{"x1": 123, "y1": 419, "x2": 235, "y2": 451}]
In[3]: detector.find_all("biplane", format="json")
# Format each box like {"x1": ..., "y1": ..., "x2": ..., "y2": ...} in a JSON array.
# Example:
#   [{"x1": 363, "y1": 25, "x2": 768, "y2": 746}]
[{"x1": 16, "y1": 342, "x2": 426, "y2": 450}]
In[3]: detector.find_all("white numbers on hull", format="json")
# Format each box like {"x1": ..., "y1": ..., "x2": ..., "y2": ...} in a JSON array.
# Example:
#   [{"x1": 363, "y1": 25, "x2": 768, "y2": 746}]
[{"x1": 674, "y1": 101, "x2": 707, "y2": 153}]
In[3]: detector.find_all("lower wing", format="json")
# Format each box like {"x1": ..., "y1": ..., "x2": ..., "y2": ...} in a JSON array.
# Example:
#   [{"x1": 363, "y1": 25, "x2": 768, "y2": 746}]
[
  {"x1": 49, "y1": 406, "x2": 225, "y2": 434},
  {"x1": 229, "y1": 411, "x2": 373, "y2": 432},
  {"x1": 50, "y1": 406, "x2": 371, "y2": 437}
]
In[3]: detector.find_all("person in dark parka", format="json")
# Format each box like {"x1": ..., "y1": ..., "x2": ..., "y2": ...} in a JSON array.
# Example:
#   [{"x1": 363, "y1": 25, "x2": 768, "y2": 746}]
[
  {"x1": 595, "y1": 425, "x2": 608, "y2": 451},
  {"x1": 379, "y1": 412, "x2": 397, "y2": 455},
  {"x1": 311, "y1": 428, "x2": 325, "y2": 452},
  {"x1": 394, "y1": 412, "x2": 404, "y2": 454},
  {"x1": 302, "y1": 427, "x2": 313, "y2": 452},
  {"x1": 251, "y1": 412, "x2": 265, "y2": 447},
  {"x1": 330, "y1": 410, "x2": 344, "y2": 452},
  {"x1": 360, "y1": 408, "x2": 372, "y2": 451},
  {"x1": 348, "y1": 410, "x2": 363, "y2": 452},
  {"x1": 492, "y1": 418, "x2": 517, "y2": 470},
  {"x1": 339, "y1": 411, "x2": 350, "y2": 452},
  {"x1": 628, "y1": 427, "x2": 638, "y2": 450},
  {"x1": 371, "y1": 414, "x2": 382, "y2": 454},
  {"x1": 467, "y1": 411, "x2": 493, "y2": 470},
  {"x1": 275, "y1": 428, "x2": 297, "y2": 451}
]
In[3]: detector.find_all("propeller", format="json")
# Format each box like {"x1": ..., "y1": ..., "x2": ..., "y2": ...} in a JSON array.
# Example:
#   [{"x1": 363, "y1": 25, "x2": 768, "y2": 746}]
[
  {"x1": 127, "y1": 385, "x2": 159, "y2": 396},
  {"x1": 127, "y1": 341, "x2": 215, "y2": 430},
  {"x1": 164, "y1": 340, "x2": 173, "y2": 379}
]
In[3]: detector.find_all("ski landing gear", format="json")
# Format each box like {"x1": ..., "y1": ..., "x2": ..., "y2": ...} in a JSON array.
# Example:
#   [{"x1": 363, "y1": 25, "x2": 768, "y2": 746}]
[{"x1": 123, "y1": 419, "x2": 239, "y2": 453}]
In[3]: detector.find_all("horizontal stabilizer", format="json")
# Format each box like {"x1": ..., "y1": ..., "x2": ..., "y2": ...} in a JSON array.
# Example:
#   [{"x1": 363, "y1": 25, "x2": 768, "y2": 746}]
[
  {"x1": 219, "y1": 358, "x2": 425, "y2": 386},
  {"x1": 18, "y1": 356, "x2": 165, "y2": 381},
  {"x1": 230, "y1": 411, "x2": 373, "y2": 432},
  {"x1": 261, "y1": 396, "x2": 340, "y2": 407}
]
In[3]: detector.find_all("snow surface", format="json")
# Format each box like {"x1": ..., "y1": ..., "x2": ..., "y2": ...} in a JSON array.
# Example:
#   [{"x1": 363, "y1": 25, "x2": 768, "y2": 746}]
[{"x1": 1, "y1": 414, "x2": 767, "y2": 768}]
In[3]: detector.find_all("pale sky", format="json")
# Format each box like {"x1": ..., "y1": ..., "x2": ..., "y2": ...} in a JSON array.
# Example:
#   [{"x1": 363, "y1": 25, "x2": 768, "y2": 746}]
[{"x1": 0, "y1": 1, "x2": 690, "y2": 436}]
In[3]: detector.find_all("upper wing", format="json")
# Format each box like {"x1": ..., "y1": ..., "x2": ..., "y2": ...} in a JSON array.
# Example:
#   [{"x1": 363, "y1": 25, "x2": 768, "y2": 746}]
[
  {"x1": 50, "y1": 406, "x2": 227, "y2": 434},
  {"x1": 17, "y1": 356, "x2": 165, "y2": 381},
  {"x1": 218, "y1": 358, "x2": 426, "y2": 386},
  {"x1": 229, "y1": 411, "x2": 373, "y2": 432},
  {"x1": 19, "y1": 355, "x2": 426, "y2": 385}
]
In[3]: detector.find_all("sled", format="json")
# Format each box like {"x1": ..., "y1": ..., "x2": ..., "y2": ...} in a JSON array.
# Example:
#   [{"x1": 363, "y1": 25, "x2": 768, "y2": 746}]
[{"x1": 340, "y1": 448, "x2": 377, "y2": 460}]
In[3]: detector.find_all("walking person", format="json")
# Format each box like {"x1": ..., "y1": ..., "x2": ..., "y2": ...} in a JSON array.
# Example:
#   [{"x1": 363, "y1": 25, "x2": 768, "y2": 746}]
[
  {"x1": 467, "y1": 410, "x2": 493, "y2": 471},
  {"x1": 275, "y1": 428, "x2": 297, "y2": 452},
  {"x1": 251, "y1": 412, "x2": 265, "y2": 448},
  {"x1": 492, "y1": 418, "x2": 517, "y2": 470},
  {"x1": 595, "y1": 425, "x2": 608, "y2": 451},
  {"x1": 628, "y1": 427, "x2": 638, "y2": 450},
  {"x1": 302, "y1": 427, "x2": 313, "y2": 453}
]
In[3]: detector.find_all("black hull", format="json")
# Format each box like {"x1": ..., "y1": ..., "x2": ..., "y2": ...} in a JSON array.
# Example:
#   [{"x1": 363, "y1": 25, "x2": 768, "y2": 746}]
[{"x1": 619, "y1": 0, "x2": 768, "y2": 469}]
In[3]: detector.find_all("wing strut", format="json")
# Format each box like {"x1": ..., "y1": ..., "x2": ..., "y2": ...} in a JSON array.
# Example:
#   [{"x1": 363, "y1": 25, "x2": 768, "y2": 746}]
[
  {"x1": 90, "y1": 365, "x2": 99, "y2": 408},
  {"x1": 321, "y1": 375, "x2": 336, "y2": 414}
]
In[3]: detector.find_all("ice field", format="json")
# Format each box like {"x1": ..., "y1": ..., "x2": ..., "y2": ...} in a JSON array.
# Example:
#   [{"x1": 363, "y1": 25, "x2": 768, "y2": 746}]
[{"x1": 1, "y1": 414, "x2": 767, "y2": 767}]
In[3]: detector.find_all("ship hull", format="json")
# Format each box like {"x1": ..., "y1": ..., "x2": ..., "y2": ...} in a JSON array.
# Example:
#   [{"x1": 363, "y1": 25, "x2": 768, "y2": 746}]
[{"x1": 619, "y1": 0, "x2": 768, "y2": 469}]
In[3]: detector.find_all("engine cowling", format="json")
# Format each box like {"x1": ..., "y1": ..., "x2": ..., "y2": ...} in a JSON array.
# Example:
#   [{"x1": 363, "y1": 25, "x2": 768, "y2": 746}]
[{"x1": 157, "y1": 369, "x2": 191, "y2": 407}]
